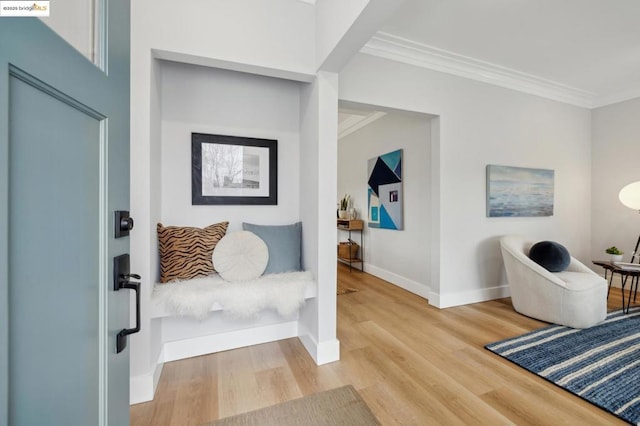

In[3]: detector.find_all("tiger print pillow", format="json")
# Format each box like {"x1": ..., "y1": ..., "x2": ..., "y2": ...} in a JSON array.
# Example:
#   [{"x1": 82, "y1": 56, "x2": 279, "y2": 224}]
[{"x1": 157, "y1": 221, "x2": 229, "y2": 283}]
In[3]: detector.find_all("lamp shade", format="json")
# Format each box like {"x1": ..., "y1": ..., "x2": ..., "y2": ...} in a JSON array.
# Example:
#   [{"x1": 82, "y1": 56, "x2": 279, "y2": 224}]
[{"x1": 619, "y1": 181, "x2": 640, "y2": 211}]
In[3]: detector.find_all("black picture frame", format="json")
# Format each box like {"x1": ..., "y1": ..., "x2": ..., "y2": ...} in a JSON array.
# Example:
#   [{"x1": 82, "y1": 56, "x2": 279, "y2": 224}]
[{"x1": 191, "y1": 133, "x2": 278, "y2": 205}]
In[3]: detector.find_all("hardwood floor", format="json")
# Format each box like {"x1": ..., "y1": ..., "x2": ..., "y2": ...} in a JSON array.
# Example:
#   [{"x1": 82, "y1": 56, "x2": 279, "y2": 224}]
[{"x1": 131, "y1": 263, "x2": 628, "y2": 425}]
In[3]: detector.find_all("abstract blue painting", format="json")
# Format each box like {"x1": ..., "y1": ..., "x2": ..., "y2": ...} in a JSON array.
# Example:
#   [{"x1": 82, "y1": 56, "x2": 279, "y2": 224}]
[
  {"x1": 486, "y1": 165, "x2": 554, "y2": 217},
  {"x1": 368, "y1": 150, "x2": 403, "y2": 229}
]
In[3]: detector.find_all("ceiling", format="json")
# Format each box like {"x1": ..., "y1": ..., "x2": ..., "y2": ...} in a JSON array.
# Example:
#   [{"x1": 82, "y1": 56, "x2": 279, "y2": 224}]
[
  {"x1": 338, "y1": 108, "x2": 387, "y2": 140},
  {"x1": 341, "y1": 0, "x2": 640, "y2": 132},
  {"x1": 361, "y1": 0, "x2": 640, "y2": 108}
]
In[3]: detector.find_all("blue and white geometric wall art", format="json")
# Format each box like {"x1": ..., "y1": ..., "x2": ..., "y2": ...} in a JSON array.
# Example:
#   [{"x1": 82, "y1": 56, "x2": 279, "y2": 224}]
[
  {"x1": 368, "y1": 149, "x2": 403, "y2": 230},
  {"x1": 486, "y1": 164, "x2": 554, "y2": 217}
]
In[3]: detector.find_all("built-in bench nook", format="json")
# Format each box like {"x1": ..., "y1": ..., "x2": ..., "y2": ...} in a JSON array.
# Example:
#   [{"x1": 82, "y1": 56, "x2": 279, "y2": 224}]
[
  {"x1": 150, "y1": 221, "x2": 317, "y2": 364},
  {"x1": 130, "y1": 58, "x2": 341, "y2": 405},
  {"x1": 150, "y1": 271, "x2": 317, "y2": 362}
]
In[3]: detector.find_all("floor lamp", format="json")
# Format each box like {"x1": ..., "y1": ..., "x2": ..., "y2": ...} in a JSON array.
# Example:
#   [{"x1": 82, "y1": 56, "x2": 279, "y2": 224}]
[
  {"x1": 619, "y1": 181, "x2": 640, "y2": 263},
  {"x1": 619, "y1": 181, "x2": 640, "y2": 308}
]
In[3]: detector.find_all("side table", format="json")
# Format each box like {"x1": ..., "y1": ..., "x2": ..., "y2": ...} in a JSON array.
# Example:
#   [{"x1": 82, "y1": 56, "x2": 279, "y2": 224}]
[
  {"x1": 337, "y1": 219, "x2": 363, "y2": 272},
  {"x1": 593, "y1": 260, "x2": 640, "y2": 313}
]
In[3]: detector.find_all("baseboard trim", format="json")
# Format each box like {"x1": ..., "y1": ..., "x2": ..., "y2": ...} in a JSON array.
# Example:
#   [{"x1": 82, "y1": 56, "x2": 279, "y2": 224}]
[
  {"x1": 130, "y1": 349, "x2": 164, "y2": 405},
  {"x1": 298, "y1": 332, "x2": 340, "y2": 365},
  {"x1": 130, "y1": 374, "x2": 153, "y2": 405},
  {"x1": 364, "y1": 263, "x2": 430, "y2": 299},
  {"x1": 362, "y1": 263, "x2": 511, "y2": 308},
  {"x1": 430, "y1": 285, "x2": 511, "y2": 309},
  {"x1": 152, "y1": 356, "x2": 163, "y2": 397},
  {"x1": 161, "y1": 321, "x2": 299, "y2": 363}
]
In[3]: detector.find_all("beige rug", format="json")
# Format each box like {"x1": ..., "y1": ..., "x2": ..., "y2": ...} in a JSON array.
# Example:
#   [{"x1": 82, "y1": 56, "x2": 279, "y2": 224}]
[{"x1": 208, "y1": 385, "x2": 380, "y2": 426}]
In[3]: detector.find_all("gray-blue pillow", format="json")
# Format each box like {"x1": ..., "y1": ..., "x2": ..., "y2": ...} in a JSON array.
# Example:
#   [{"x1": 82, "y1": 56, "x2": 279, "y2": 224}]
[
  {"x1": 529, "y1": 241, "x2": 570, "y2": 272},
  {"x1": 242, "y1": 222, "x2": 302, "y2": 274}
]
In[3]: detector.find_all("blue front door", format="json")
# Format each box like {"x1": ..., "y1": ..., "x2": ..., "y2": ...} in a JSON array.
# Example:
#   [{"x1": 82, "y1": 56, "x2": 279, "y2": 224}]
[{"x1": 0, "y1": 2, "x2": 131, "y2": 425}]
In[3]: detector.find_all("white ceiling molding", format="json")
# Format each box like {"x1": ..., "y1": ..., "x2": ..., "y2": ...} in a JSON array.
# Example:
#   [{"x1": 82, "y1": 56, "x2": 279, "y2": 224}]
[
  {"x1": 361, "y1": 32, "x2": 598, "y2": 109},
  {"x1": 297, "y1": 0, "x2": 316, "y2": 4},
  {"x1": 338, "y1": 111, "x2": 387, "y2": 140}
]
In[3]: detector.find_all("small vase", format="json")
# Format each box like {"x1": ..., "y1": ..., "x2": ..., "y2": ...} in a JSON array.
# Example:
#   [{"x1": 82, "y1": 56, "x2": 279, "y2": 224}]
[
  {"x1": 609, "y1": 254, "x2": 623, "y2": 263},
  {"x1": 338, "y1": 210, "x2": 348, "y2": 219}
]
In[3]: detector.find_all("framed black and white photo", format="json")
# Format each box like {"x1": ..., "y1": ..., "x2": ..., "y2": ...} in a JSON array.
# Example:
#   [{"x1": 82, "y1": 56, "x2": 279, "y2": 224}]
[{"x1": 191, "y1": 133, "x2": 277, "y2": 205}]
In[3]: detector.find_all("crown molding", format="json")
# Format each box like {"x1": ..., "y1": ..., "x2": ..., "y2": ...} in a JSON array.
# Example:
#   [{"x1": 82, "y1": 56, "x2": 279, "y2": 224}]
[
  {"x1": 361, "y1": 32, "x2": 598, "y2": 108},
  {"x1": 338, "y1": 111, "x2": 387, "y2": 140}
]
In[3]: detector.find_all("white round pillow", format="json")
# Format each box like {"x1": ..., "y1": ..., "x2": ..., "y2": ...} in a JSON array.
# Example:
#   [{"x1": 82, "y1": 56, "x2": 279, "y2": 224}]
[{"x1": 212, "y1": 231, "x2": 269, "y2": 282}]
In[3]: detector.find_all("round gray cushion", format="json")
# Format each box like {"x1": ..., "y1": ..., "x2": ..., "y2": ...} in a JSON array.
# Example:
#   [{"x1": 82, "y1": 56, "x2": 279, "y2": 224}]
[
  {"x1": 529, "y1": 241, "x2": 570, "y2": 272},
  {"x1": 212, "y1": 231, "x2": 269, "y2": 282}
]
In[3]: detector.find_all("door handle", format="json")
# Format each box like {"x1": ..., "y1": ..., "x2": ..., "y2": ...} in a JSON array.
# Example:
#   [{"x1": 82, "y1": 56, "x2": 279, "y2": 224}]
[
  {"x1": 116, "y1": 277, "x2": 140, "y2": 354},
  {"x1": 113, "y1": 254, "x2": 142, "y2": 353}
]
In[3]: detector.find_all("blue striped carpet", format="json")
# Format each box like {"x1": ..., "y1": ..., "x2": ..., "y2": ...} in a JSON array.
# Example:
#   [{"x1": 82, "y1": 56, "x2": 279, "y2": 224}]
[{"x1": 485, "y1": 308, "x2": 640, "y2": 425}]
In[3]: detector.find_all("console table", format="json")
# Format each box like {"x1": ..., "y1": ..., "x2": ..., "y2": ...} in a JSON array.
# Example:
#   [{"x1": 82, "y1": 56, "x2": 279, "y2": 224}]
[{"x1": 337, "y1": 219, "x2": 363, "y2": 272}]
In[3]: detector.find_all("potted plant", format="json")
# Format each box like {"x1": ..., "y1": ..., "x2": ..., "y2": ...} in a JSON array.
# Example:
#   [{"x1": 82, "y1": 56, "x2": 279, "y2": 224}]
[
  {"x1": 606, "y1": 246, "x2": 624, "y2": 262},
  {"x1": 338, "y1": 195, "x2": 350, "y2": 219}
]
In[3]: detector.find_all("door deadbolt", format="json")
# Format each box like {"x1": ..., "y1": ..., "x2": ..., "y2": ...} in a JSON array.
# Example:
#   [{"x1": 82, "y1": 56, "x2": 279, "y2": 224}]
[{"x1": 115, "y1": 211, "x2": 134, "y2": 238}]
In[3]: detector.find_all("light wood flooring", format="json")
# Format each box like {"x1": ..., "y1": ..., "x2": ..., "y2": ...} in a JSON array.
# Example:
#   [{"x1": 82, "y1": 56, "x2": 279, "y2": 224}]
[{"x1": 131, "y1": 263, "x2": 629, "y2": 425}]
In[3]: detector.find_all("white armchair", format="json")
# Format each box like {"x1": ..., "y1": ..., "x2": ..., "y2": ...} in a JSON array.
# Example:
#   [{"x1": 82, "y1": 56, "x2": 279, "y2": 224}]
[{"x1": 500, "y1": 235, "x2": 607, "y2": 329}]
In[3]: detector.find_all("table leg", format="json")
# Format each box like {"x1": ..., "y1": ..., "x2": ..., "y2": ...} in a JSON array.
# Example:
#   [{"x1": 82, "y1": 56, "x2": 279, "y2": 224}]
[
  {"x1": 625, "y1": 275, "x2": 640, "y2": 312},
  {"x1": 622, "y1": 274, "x2": 631, "y2": 313},
  {"x1": 607, "y1": 272, "x2": 615, "y2": 299}
]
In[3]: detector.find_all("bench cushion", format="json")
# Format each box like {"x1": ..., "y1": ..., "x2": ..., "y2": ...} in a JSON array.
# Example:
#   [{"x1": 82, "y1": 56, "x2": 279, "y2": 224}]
[
  {"x1": 153, "y1": 271, "x2": 314, "y2": 319},
  {"x1": 243, "y1": 222, "x2": 302, "y2": 274},
  {"x1": 213, "y1": 231, "x2": 268, "y2": 282},
  {"x1": 157, "y1": 221, "x2": 229, "y2": 283}
]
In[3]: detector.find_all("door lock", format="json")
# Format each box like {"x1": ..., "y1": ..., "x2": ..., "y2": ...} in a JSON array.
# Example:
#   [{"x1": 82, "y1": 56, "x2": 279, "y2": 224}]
[{"x1": 115, "y1": 210, "x2": 134, "y2": 238}]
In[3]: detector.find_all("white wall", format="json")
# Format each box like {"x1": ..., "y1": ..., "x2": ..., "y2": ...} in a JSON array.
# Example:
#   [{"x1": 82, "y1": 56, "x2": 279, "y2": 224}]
[
  {"x1": 129, "y1": 24, "x2": 161, "y2": 401},
  {"x1": 136, "y1": 0, "x2": 315, "y2": 78},
  {"x1": 592, "y1": 98, "x2": 640, "y2": 266},
  {"x1": 316, "y1": 0, "x2": 406, "y2": 73},
  {"x1": 160, "y1": 61, "x2": 302, "y2": 234},
  {"x1": 339, "y1": 53, "x2": 593, "y2": 307},
  {"x1": 338, "y1": 111, "x2": 432, "y2": 297},
  {"x1": 40, "y1": 0, "x2": 94, "y2": 63},
  {"x1": 297, "y1": 71, "x2": 340, "y2": 365},
  {"x1": 129, "y1": 0, "x2": 315, "y2": 400},
  {"x1": 129, "y1": 0, "x2": 348, "y2": 402},
  {"x1": 315, "y1": 0, "x2": 369, "y2": 67}
]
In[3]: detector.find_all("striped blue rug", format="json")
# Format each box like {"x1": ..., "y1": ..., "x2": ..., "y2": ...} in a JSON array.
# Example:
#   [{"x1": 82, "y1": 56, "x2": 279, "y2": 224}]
[{"x1": 485, "y1": 308, "x2": 640, "y2": 425}]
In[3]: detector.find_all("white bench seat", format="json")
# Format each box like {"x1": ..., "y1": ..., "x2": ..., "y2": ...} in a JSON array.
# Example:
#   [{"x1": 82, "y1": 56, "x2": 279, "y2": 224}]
[
  {"x1": 146, "y1": 271, "x2": 318, "y2": 369},
  {"x1": 151, "y1": 271, "x2": 317, "y2": 319}
]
